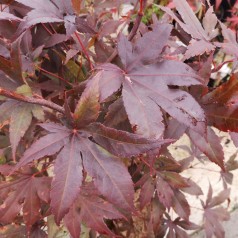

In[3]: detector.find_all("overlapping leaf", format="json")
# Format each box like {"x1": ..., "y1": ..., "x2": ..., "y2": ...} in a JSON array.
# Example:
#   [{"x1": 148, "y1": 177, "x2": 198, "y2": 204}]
[
  {"x1": 0, "y1": 98, "x2": 44, "y2": 161},
  {"x1": 187, "y1": 127, "x2": 225, "y2": 170},
  {"x1": 64, "y1": 182, "x2": 124, "y2": 237},
  {"x1": 160, "y1": 2, "x2": 217, "y2": 60},
  {"x1": 94, "y1": 23, "x2": 206, "y2": 139},
  {"x1": 202, "y1": 186, "x2": 230, "y2": 238},
  {"x1": 202, "y1": 74, "x2": 238, "y2": 132},
  {"x1": 50, "y1": 135, "x2": 83, "y2": 224},
  {"x1": 0, "y1": 174, "x2": 51, "y2": 226},
  {"x1": 12, "y1": 83, "x2": 172, "y2": 224}
]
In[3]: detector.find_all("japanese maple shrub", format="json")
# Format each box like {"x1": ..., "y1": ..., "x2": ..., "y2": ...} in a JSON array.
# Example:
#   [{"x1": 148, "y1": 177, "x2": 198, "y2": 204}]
[{"x1": 0, "y1": 0, "x2": 237, "y2": 237}]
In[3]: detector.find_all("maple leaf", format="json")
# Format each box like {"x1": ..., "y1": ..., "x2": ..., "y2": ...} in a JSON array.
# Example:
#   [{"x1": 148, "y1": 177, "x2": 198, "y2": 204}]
[
  {"x1": 215, "y1": 21, "x2": 238, "y2": 58},
  {"x1": 0, "y1": 98, "x2": 44, "y2": 161},
  {"x1": 202, "y1": 185, "x2": 230, "y2": 238},
  {"x1": 160, "y1": 2, "x2": 217, "y2": 60},
  {"x1": 64, "y1": 182, "x2": 124, "y2": 237},
  {"x1": 0, "y1": 173, "x2": 51, "y2": 227},
  {"x1": 138, "y1": 170, "x2": 189, "y2": 209},
  {"x1": 50, "y1": 134, "x2": 83, "y2": 225},
  {"x1": 187, "y1": 126, "x2": 225, "y2": 170},
  {"x1": 95, "y1": 24, "x2": 205, "y2": 139},
  {"x1": 73, "y1": 73, "x2": 100, "y2": 128},
  {"x1": 12, "y1": 82, "x2": 171, "y2": 224},
  {"x1": 202, "y1": 75, "x2": 238, "y2": 132},
  {"x1": 172, "y1": 190, "x2": 190, "y2": 220},
  {"x1": 163, "y1": 216, "x2": 200, "y2": 238},
  {"x1": 202, "y1": 74, "x2": 238, "y2": 104}
]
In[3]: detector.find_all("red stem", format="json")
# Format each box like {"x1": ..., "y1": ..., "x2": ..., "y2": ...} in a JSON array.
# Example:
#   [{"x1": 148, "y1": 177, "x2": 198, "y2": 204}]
[
  {"x1": 36, "y1": 66, "x2": 73, "y2": 86},
  {"x1": 106, "y1": 0, "x2": 146, "y2": 62},
  {"x1": 0, "y1": 87, "x2": 65, "y2": 114},
  {"x1": 211, "y1": 59, "x2": 234, "y2": 73},
  {"x1": 74, "y1": 32, "x2": 93, "y2": 70}
]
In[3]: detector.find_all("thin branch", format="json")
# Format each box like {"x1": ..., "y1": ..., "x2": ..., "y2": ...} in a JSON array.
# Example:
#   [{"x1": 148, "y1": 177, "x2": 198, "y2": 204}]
[
  {"x1": 106, "y1": 0, "x2": 147, "y2": 63},
  {"x1": 0, "y1": 87, "x2": 65, "y2": 114},
  {"x1": 36, "y1": 66, "x2": 73, "y2": 87},
  {"x1": 74, "y1": 32, "x2": 93, "y2": 70}
]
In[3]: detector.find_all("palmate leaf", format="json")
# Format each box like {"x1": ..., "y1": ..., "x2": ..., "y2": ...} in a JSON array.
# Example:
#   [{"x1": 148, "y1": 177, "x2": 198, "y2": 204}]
[
  {"x1": 0, "y1": 174, "x2": 51, "y2": 226},
  {"x1": 203, "y1": 186, "x2": 230, "y2": 238},
  {"x1": 13, "y1": 119, "x2": 170, "y2": 225},
  {"x1": 74, "y1": 73, "x2": 100, "y2": 128},
  {"x1": 204, "y1": 103, "x2": 238, "y2": 132},
  {"x1": 86, "y1": 123, "x2": 172, "y2": 157},
  {"x1": 15, "y1": 0, "x2": 64, "y2": 33},
  {"x1": 160, "y1": 2, "x2": 217, "y2": 60},
  {"x1": 138, "y1": 171, "x2": 189, "y2": 209},
  {"x1": 64, "y1": 182, "x2": 124, "y2": 237},
  {"x1": 117, "y1": 59, "x2": 205, "y2": 137},
  {"x1": 202, "y1": 75, "x2": 238, "y2": 132},
  {"x1": 202, "y1": 74, "x2": 238, "y2": 104},
  {"x1": 187, "y1": 127, "x2": 225, "y2": 171},
  {"x1": 95, "y1": 24, "x2": 206, "y2": 139},
  {"x1": 50, "y1": 134, "x2": 83, "y2": 224},
  {"x1": 0, "y1": 100, "x2": 44, "y2": 161}
]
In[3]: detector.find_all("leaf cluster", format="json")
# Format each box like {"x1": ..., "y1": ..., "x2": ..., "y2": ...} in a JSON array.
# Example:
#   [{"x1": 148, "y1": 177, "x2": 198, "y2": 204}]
[{"x1": 0, "y1": 0, "x2": 238, "y2": 237}]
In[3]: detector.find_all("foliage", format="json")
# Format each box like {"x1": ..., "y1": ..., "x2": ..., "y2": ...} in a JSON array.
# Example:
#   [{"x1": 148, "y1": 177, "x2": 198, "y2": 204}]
[{"x1": 0, "y1": 0, "x2": 238, "y2": 237}]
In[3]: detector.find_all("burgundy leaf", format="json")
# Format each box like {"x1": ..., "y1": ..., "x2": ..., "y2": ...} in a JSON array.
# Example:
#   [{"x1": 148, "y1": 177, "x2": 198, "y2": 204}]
[
  {"x1": 124, "y1": 61, "x2": 205, "y2": 136},
  {"x1": 172, "y1": 190, "x2": 190, "y2": 220},
  {"x1": 204, "y1": 103, "x2": 238, "y2": 132},
  {"x1": 137, "y1": 174, "x2": 155, "y2": 208},
  {"x1": 81, "y1": 140, "x2": 134, "y2": 212},
  {"x1": 86, "y1": 122, "x2": 172, "y2": 157},
  {"x1": 156, "y1": 173, "x2": 174, "y2": 208},
  {"x1": 50, "y1": 135, "x2": 83, "y2": 224},
  {"x1": 15, "y1": 0, "x2": 63, "y2": 33},
  {"x1": 13, "y1": 129, "x2": 70, "y2": 171},
  {"x1": 202, "y1": 6, "x2": 218, "y2": 39},
  {"x1": 118, "y1": 23, "x2": 173, "y2": 70},
  {"x1": 122, "y1": 77, "x2": 164, "y2": 138},
  {"x1": 184, "y1": 39, "x2": 215, "y2": 60},
  {"x1": 0, "y1": 175, "x2": 51, "y2": 226},
  {"x1": 104, "y1": 98, "x2": 128, "y2": 128},
  {"x1": 74, "y1": 75, "x2": 100, "y2": 127},
  {"x1": 9, "y1": 103, "x2": 32, "y2": 160},
  {"x1": 159, "y1": 171, "x2": 189, "y2": 189},
  {"x1": 204, "y1": 207, "x2": 230, "y2": 238},
  {"x1": 187, "y1": 127, "x2": 225, "y2": 171},
  {"x1": 173, "y1": 0, "x2": 209, "y2": 40},
  {"x1": 64, "y1": 182, "x2": 123, "y2": 237},
  {"x1": 94, "y1": 64, "x2": 123, "y2": 102}
]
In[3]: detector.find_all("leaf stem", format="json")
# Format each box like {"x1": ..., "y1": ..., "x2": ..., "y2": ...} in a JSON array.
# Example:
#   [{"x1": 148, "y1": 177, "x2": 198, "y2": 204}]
[
  {"x1": 0, "y1": 88, "x2": 65, "y2": 114},
  {"x1": 36, "y1": 65, "x2": 73, "y2": 86},
  {"x1": 74, "y1": 32, "x2": 93, "y2": 70},
  {"x1": 106, "y1": 0, "x2": 146, "y2": 63}
]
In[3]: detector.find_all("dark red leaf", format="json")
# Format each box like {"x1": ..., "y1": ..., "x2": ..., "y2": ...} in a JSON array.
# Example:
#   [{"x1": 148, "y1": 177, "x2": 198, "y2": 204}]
[
  {"x1": 156, "y1": 173, "x2": 174, "y2": 208},
  {"x1": 50, "y1": 135, "x2": 83, "y2": 224},
  {"x1": 0, "y1": 175, "x2": 51, "y2": 226},
  {"x1": 172, "y1": 190, "x2": 190, "y2": 220},
  {"x1": 81, "y1": 140, "x2": 135, "y2": 212},
  {"x1": 187, "y1": 127, "x2": 225, "y2": 171},
  {"x1": 64, "y1": 182, "x2": 123, "y2": 237},
  {"x1": 74, "y1": 75, "x2": 100, "y2": 127},
  {"x1": 86, "y1": 122, "x2": 172, "y2": 157}
]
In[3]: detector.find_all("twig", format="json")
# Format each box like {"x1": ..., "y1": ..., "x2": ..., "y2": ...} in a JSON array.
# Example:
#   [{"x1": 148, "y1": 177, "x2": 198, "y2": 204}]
[
  {"x1": 106, "y1": 0, "x2": 147, "y2": 63},
  {"x1": 0, "y1": 88, "x2": 65, "y2": 114},
  {"x1": 74, "y1": 32, "x2": 93, "y2": 70},
  {"x1": 36, "y1": 66, "x2": 73, "y2": 87}
]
